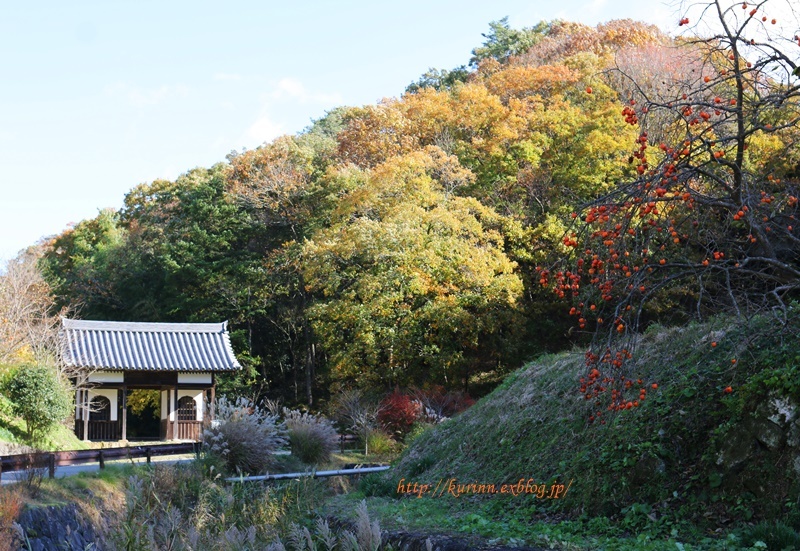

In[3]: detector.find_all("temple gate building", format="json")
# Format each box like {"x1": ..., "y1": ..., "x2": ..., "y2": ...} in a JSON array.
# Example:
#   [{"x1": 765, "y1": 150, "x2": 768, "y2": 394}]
[{"x1": 61, "y1": 319, "x2": 241, "y2": 441}]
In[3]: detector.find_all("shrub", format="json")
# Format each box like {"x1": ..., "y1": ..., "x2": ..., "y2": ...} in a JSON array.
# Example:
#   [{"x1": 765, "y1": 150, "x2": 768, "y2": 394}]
[
  {"x1": 3, "y1": 363, "x2": 72, "y2": 442},
  {"x1": 378, "y1": 391, "x2": 421, "y2": 439},
  {"x1": 740, "y1": 520, "x2": 800, "y2": 550},
  {"x1": 289, "y1": 424, "x2": 330, "y2": 465},
  {"x1": 404, "y1": 422, "x2": 435, "y2": 445},
  {"x1": 0, "y1": 373, "x2": 14, "y2": 420},
  {"x1": 110, "y1": 463, "x2": 338, "y2": 549},
  {"x1": 202, "y1": 396, "x2": 287, "y2": 475},
  {"x1": 365, "y1": 429, "x2": 398, "y2": 457},
  {"x1": 148, "y1": 462, "x2": 204, "y2": 511},
  {"x1": 360, "y1": 472, "x2": 397, "y2": 497},
  {"x1": 270, "y1": 500, "x2": 392, "y2": 551},
  {"x1": 21, "y1": 454, "x2": 48, "y2": 497},
  {"x1": 282, "y1": 408, "x2": 339, "y2": 465}
]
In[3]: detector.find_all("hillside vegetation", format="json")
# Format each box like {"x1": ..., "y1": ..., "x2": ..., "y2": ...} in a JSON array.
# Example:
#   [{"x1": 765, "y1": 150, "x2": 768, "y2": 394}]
[{"x1": 355, "y1": 310, "x2": 800, "y2": 546}]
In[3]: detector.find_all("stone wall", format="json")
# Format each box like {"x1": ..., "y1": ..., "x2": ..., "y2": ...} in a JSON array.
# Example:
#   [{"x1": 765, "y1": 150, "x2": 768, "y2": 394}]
[{"x1": 14, "y1": 503, "x2": 104, "y2": 551}]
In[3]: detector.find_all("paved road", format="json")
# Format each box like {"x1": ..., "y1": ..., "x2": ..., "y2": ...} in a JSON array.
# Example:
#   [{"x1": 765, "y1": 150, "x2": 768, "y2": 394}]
[
  {"x1": 0, "y1": 453, "x2": 196, "y2": 485},
  {"x1": 0, "y1": 449, "x2": 295, "y2": 485}
]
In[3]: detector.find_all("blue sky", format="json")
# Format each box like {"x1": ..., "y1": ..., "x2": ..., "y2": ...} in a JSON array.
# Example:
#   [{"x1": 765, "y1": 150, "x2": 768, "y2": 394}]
[{"x1": 0, "y1": 0, "x2": 677, "y2": 263}]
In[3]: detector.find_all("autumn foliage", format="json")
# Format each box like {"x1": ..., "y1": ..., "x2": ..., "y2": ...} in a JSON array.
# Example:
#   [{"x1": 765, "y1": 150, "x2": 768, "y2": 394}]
[
  {"x1": 39, "y1": 4, "x2": 800, "y2": 409},
  {"x1": 539, "y1": 0, "x2": 800, "y2": 418}
]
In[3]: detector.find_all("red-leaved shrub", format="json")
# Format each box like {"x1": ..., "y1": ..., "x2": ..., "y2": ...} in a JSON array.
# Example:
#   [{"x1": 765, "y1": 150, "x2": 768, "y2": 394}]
[{"x1": 378, "y1": 391, "x2": 421, "y2": 439}]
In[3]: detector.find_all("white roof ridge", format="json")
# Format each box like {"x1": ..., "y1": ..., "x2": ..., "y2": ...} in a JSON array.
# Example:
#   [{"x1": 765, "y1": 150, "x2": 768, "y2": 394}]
[{"x1": 62, "y1": 318, "x2": 227, "y2": 333}]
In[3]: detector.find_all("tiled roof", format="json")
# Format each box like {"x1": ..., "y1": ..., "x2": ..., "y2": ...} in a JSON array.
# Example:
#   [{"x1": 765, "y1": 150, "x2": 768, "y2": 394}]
[{"x1": 61, "y1": 319, "x2": 241, "y2": 372}]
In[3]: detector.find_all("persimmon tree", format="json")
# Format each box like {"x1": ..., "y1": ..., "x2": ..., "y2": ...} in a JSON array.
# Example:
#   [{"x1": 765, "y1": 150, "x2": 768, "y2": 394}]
[{"x1": 540, "y1": 0, "x2": 800, "y2": 420}]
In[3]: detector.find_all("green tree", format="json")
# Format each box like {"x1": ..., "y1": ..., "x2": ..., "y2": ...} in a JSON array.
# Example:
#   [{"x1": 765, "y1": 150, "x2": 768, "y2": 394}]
[
  {"x1": 303, "y1": 148, "x2": 524, "y2": 390},
  {"x1": 227, "y1": 135, "x2": 336, "y2": 405},
  {"x1": 470, "y1": 17, "x2": 549, "y2": 66},
  {"x1": 40, "y1": 208, "x2": 125, "y2": 318},
  {"x1": 39, "y1": 15, "x2": 726, "y2": 407},
  {"x1": 41, "y1": 166, "x2": 277, "y2": 400},
  {"x1": 4, "y1": 363, "x2": 72, "y2": 442},
  {"x1": 406, "y1": 66, "x2": 470, "y2": 93}
]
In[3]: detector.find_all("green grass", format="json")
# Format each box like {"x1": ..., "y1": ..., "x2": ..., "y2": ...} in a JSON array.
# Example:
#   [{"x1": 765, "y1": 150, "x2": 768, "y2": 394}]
[
  {"x1": 41, "y1": 423, "x2": 89, "y2": 451},
  {"x1": 0, "y1": 416, "x2": 88, "y2": 452},
  {"x1": 0, "y1": 424, "x2": 17, "y2": 442},
  {"x1": 327, "y1": 491, "x2": 766, "y2": 550},
  {"x1": 16, "y1": 463, "x2": 132, "y2": 512}
]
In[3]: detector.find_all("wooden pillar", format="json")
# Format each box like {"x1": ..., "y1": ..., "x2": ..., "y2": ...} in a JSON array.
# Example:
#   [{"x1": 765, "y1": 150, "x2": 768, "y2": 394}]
[
  {"x1": 121, "y1": 385, "x2": 127, "y2": 442},
  {"x1": 82, "y1": 390, "x2": 89, "y2": 442}
]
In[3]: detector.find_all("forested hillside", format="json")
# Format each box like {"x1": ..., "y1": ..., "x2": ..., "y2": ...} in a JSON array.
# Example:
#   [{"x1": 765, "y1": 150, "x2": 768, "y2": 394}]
[{"x1": 38, "y1": 8, "x2": 799, "y2": 409}]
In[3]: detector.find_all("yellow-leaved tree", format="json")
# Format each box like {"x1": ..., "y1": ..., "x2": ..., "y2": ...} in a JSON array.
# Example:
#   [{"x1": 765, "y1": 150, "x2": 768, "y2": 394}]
[{"x1": 303, "y1": 147, "x2": 525, "y2": 390}]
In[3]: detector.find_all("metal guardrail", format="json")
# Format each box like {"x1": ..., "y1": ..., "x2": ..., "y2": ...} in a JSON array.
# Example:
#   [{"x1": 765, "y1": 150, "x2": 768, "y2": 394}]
[
  {"x1": 0, "y1": 442, "x2": 199, "y2": 480},
  {"x1": 226, "y1": 465, "x2": 390, "y2": 483}
]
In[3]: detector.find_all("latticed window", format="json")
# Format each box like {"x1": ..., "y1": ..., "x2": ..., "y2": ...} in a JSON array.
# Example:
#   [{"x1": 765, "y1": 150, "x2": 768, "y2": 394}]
[
  {"x1": 90, "y1": 396, "x2": 111, "y2": 421},
  {"x1": 177, "y1": 396, "x2": 197, "y2": 421}
]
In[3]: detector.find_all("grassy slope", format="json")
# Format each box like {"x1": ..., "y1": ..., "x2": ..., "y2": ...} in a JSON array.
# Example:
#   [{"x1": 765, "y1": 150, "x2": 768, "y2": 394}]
[
  {"x1": 0, "y1": 418, "x2": 88, "y2": 453},
  {"x1": 346, "y1": 310, "x2": 800, "y2": 547}
]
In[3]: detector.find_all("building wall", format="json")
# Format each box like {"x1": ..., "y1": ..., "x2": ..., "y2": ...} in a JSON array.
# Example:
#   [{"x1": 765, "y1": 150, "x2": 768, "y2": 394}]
[
  {"x1": 177, "y1": 373, "x2": 211, "y2": 385},
  {"x1": 88, "y1": 389, "x2": 118, "y2": 421},
  {"x1": 87, "y1": 371, "x2": 124, "y2": 384},
  {"x1": 161, "y1": 390, "x2": 169, "y2": 421},
  {"x1": 177, "y1": 389, "x2": 205, "y2": 421},
  {"x1": 75, "y1": 389, "x2": 119, "y2": 421}
]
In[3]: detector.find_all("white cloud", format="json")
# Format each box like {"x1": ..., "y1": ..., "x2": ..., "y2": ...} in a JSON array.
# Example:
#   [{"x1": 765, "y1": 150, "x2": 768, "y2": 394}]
[
  {"x1": 244, "y1": 114, "x2": 285, "y2": 146},
  {"x1": 236, "y1": 77, "x2": 342, "y2": 148}
]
